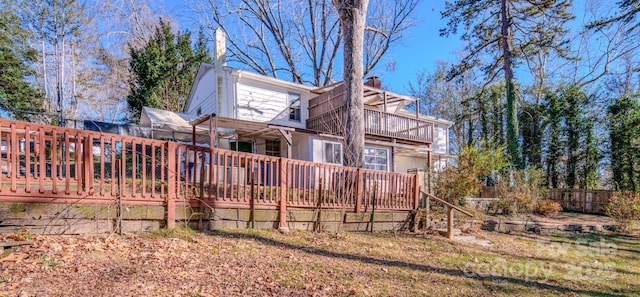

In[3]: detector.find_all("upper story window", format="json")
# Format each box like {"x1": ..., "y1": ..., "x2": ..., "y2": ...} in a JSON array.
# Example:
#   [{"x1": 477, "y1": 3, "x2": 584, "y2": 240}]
[
  {"x1": 364, "y1": 146, "x2": 389, "y2": 171},
  {"x1": 289, "y1": 93, "x2": 301, "y2": 122},
  {"x1": 323, "y1": 141, "x2": 342, "y2": 165},
  {"x1": 197, "y1": 106, "x2": 202, "y2": 116}
]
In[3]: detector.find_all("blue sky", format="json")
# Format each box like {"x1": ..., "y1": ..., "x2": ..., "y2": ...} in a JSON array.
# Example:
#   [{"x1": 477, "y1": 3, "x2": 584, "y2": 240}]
[
  {"x1": 161, "y1": 0, "x2": 461, "y2": 94},
  {"x1": 158, "y1": 0, "x2": 596, "y2": 95},
  {"x1": 376, "y1": 1, "x2": 460, "y2": 93}
]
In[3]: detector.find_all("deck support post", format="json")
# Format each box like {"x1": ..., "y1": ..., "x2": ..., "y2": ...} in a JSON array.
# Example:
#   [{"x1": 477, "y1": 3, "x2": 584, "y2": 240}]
[
  {"x1": 447, "y1": 206, "x2": 454, "y2": 240},
  {"x1": 355, "y1": 169, "x2": 363, "y2": 213},
  {"x1": 413, "y1": 177, "x2": 420, "y2": 209},
  {"x1": 166, "y1": 142, "x2": 177, "y2": 229},
  {"x1": 278, "y1": 157, "x2": 289, "y2": 232}
]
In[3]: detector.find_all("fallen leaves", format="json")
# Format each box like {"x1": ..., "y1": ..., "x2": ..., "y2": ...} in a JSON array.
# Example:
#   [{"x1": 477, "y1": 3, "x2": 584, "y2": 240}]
[{"x1": 0, "y1": 229, "x2": 636, "y2": 296}]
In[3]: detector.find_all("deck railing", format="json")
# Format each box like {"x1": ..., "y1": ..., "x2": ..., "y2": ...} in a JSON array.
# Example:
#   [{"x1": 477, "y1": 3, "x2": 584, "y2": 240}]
[
  {"x1": 178, "y1": 145, "x2": 418, "y2": 212},
  {"x1": 0, "y1": 119, "x2": 420, "y2": 227},
  {"x1": 307, "y1": 106, "x2": 434, "y2": 143}
]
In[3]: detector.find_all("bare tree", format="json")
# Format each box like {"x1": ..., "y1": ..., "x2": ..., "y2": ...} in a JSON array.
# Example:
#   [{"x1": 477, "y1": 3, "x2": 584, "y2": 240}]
[
  {"x1": 406, "y1": 61, "x2": 479, "y2": 153},
  {"x1": 20, "y1": 0, "x2": 93, "y2": 124},
  {"x1": 77, "y1": 0, "x2": 170, "y2": 123},
  {"x1": 567, "y1": 0, "x2": 640, "y2": 90},
  {"x1": 188, "y1": 0, "x2": 417, "y2": 87}
]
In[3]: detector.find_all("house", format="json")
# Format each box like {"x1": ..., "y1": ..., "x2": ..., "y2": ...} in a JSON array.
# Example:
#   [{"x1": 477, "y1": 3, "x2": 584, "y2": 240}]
[
  {"x1": 178, "y1": 31, "x2": 452, "y2": 174},
  {"x1": 146, "y1": 29, "x2": 453, "y2": 175},
  {"x1": 181, "y1": 71, "x2": 452, "y2": 175}
]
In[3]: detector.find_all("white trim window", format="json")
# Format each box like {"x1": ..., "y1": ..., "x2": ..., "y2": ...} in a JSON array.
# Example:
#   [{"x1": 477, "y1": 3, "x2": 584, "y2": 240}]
[
  {"x1": 288, "y1": 93, "x2": 301, "y2": 122},
  {"x1": 323, "y1": 141, "x2": 342, "y2": 165},
  {"x1": 364, "y1": 146, "x2": 390, "y2": 171},
  {"x1": 265, "y1": 139, "x2": 280, "y2": 157}
]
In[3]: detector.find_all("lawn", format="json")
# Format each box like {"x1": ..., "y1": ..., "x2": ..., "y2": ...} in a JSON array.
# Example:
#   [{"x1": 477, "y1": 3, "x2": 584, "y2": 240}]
[{"x1": 1, "y1": 227, "x2": 638, "y2": 296}]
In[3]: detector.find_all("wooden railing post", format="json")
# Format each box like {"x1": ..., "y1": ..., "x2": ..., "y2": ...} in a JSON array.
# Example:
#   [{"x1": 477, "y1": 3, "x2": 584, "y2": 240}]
[
  {"x1": 279, "y1": 157, "x2": 288, "y2": 231},
  {"x1": 355, "y1": 168, "x2": 363, "y2": 213},
  {"x1": 166, "y1": 142, "x2": 177, "y2": 229},
  {"x1": 413, "y1": 175, "x2": 420, "y2": 209},
  {"x1": 10, "y1": 123, "x2": 17, "y2": 192},
  {"x1": 83, "y1": 135, "x2": 94, "y2": 194},
  {"x1": 447, "y1": 206, "x2": 454, "y2": 240}
]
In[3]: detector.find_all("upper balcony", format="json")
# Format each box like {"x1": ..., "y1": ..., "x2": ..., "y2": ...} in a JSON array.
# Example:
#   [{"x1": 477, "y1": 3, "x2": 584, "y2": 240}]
[{"x1": 306, "y1": 82, "x2": 434, "y2": 144}]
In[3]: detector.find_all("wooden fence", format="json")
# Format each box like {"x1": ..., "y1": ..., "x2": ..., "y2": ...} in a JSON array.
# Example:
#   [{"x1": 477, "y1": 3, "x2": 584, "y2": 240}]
[
  {"x1": 479, "y1": 187, "x2": 614, "y2": 214},
  {"x1": 547, "y1": 189, "x2": 613, "y2": 214},
  {"x1": 0, "y1": 119, "x2": 419, "y2": 228}
]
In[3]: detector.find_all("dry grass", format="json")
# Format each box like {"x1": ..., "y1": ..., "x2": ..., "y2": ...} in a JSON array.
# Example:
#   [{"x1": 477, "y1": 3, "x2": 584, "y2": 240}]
[{"x1": 1, "y1": 228, "x2": 638, "y2": 296}]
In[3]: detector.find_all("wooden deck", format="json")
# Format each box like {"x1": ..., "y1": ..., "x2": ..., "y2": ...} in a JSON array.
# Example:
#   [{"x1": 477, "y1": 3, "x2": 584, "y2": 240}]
[
  {"x1": 0, "y1": 119, "x2": 421, "y2": 228},
  {"x1": 307, "y1": 83, "x2": 434, "y2": 144}
]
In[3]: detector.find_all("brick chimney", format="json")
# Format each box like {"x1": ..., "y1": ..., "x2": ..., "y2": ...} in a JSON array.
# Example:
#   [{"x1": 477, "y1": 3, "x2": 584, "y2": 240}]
[{"x1": 365, "y1": 76, "x2": 381, "y2": 89}]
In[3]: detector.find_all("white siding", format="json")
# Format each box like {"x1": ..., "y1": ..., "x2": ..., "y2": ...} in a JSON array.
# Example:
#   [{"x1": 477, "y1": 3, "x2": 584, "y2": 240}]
[
  {"x1": 395, "y1": 155, "x2": 428, "y2": 174},
  {"x1": 432, "y1": 124, "x2": 449, "y2": 154},
  {"x1": 185, "y1": 67, "x2": 217, "y2": 116},
  {"x1": 292, "y1": 133, "x2": 311, "y2": 161},
  {"x1": 236, "y1": 82, "x2": 288, "y2": 122},
  {"x1": 234, "y1": 78, "x2": 309, "y2": 128}
]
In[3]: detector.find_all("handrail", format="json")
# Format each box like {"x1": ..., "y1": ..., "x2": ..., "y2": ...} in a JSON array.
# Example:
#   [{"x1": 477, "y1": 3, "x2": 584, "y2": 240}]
[{"x1": 421, "y1": 190, "x2": 473, "y2": 217}]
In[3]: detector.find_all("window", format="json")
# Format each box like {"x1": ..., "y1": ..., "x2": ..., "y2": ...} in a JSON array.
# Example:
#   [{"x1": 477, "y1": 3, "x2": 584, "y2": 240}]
[
  {"x1": 364, "y1": 146, "x2": 389, "y2": 171},
  {"x1": 231, "y1": 141, "x2": 252, "y2": 153},
  {"x1": 265, "y1": 140, "x2": 280, "y2": 157},
  {"x1": 196, "y1": 106, "x2": 202, "y2": 116},
  {"x1": 323, "y1": 141, "x2": 342, "y2": 165},
  {"x1": 288, "y1": 93, "x2": 301, "y2": 122}
]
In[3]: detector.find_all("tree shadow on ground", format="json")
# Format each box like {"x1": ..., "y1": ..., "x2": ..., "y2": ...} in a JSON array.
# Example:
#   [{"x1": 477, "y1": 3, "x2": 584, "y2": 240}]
[{"x1": 209, "y1": 230, "x2": 630, "y2": 297}]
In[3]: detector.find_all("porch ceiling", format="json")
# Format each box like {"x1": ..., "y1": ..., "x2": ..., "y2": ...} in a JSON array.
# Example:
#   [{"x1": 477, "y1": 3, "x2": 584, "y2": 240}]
[
  {"x1": 311, "y1": 82, "x2": 417, "y2": 106},
  {"x1": 189, "y1": 116, "x2": 292, "y2": 140}
]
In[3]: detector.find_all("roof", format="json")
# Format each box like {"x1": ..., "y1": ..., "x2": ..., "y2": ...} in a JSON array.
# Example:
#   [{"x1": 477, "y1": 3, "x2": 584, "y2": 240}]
[
  {"x1": 139, "y1": 106, "x2": 203, "y2": 132},
  {"x1": 311, "y1": 82, "x2": 418, "y2": 106},
  {"x1": 184, "y1": 63, "x2": 316, "y2": 113},
  {"x1": 186, "y1": 115, "x2": 302, "y2": 141},
  {"x1": 228, "y1": 67, "x2": 315, "y2": 92},
  {"x1": 138, "y1": 106, "x2": 209, "y2": 144},
  {"x1": 395, "y1": 109, "x2": 455, "y2": 127}
]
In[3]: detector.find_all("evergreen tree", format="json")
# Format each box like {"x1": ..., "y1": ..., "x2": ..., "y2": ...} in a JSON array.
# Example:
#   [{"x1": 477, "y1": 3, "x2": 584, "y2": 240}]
[
  {"x1": 562, "y1": 85, "x2": 587, "y2": 189},
  {"x1": 588, "y1": 0, "x2": 640, "y2": 32},
  {"x1": 489, "y1": 85, "x2": 506, "y2": 146},
  {"x1": 440, "y1": 0, "x2": 573, "y2": 169},
  {"x1": 607, "y1": 95, "x2": 640, "y2": 191},
  {"x1": 581, "y1": 121, "x2": 601, "y2": 190},
  {"x1": 544, "y1": 90, "x2": 564, "y2": 188},
  {"x1": 520, "y1": 101, "x2": 545, "y2": 168},
  {"x1": 0, "y1": 1, "x2": 42, "y2": 121},
  {"x1": 127, "y1": 20, "x2": 211, "y2": 120}
]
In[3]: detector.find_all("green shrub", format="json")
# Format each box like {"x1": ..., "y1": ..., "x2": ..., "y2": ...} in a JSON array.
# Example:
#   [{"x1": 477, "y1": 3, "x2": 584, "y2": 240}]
[
  {"x1": 434, "y1": 143, "x2": 509, "y2": 205},
  {"x1": 606, "y1": 191, "x2": 640, "y2": 233}
]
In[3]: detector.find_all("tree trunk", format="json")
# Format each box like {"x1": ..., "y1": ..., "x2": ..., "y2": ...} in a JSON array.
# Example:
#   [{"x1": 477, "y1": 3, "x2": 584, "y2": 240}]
[
  {"x1": 501, "y1": 0, "x2": 522, "y2": 168},
  {"x1": 333, "y1": 0, "x2": 369, "y2": 168}
]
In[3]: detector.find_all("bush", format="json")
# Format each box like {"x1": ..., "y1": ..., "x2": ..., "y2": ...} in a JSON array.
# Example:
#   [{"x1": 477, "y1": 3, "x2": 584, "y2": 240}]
[
  {"x1": 493, "y1": 167, "x2": 547, "y2": 215},
  {"x1": 433, "y1": 143, "x2": 509, "y2": 205},
  {"x1": 606, "y1": 191, "x2": 640, "y2": 233},
  {"x1": 488, "y1": 198, "x2": 515, "y2": 215},
  {"x1": 536, "y1": 200, "x2": 562, "y2": 217}
]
